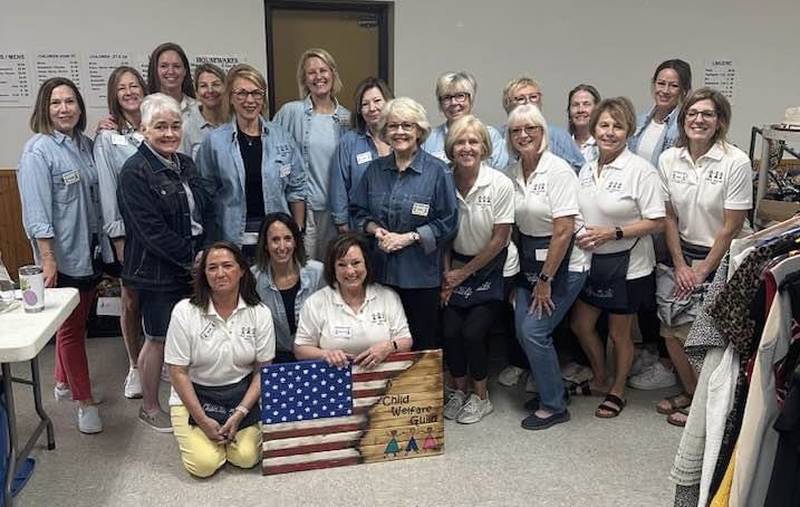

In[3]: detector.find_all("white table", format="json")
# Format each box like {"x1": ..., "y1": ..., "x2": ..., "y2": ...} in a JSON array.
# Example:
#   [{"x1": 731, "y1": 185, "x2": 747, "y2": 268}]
[{"x1": 0, "y1": 288, "x2": 78, "y2": 506}]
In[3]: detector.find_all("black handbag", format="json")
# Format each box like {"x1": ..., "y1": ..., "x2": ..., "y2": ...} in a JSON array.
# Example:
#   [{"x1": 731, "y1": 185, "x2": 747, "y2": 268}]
[
  {"x1": 447, "y1": 248, "x2": 507, "y2": 307},
  {"x1": 581, "y1": 239, "x2": 639, "y2": 313},
  {"x1": 188, "y1": 374, "x2": 260, "y2": 430}
]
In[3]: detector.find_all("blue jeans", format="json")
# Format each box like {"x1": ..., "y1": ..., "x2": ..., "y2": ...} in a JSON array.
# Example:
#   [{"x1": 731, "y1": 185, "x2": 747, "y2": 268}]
[{"x1": 515, "y1": 271, "x2": 588, "y2": 412}]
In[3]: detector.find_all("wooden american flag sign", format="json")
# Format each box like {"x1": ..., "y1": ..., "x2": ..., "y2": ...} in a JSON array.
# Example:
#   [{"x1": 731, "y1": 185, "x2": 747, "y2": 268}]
[{"x1": 261, "y1": 350, "x2": 444, "y2": 475}]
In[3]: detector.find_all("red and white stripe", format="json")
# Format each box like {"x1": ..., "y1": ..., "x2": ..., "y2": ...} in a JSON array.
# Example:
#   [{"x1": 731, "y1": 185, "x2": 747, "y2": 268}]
[{"x1": 262, "y1": 353, "x2": 416, "y2": 475}]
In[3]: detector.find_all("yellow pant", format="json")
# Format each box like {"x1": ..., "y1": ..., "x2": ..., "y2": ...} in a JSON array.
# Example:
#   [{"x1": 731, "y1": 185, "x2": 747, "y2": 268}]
[{"x1": 170, "y1": 405, "x2": 261, "y2": 478}]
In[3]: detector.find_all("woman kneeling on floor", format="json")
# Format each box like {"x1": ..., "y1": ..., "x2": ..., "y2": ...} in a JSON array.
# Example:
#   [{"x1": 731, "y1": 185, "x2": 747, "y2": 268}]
[{"x1": 165, "y1": 241, "x2": 276, "y2": 478}]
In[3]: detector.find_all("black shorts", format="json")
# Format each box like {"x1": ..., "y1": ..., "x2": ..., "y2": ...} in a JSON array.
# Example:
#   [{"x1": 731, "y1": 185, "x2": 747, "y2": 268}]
[
  {"x1": 580, "y1": 272, "x2": 656, "y2": 315},
  {"x1": 137, "y1": 288, "x2": 189, "y2": 341}
]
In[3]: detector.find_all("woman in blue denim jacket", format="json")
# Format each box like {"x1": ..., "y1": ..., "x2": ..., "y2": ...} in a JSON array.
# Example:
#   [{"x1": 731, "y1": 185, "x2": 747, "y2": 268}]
[
  {"x1": 18, "y1": 77, "x2": 103, "y2": 433},
  {"x1": 351, "y1": 97, "x2": 459, "y2": 351},
  {"x1": 329, "y1": 77, "x2": 394, "y2": 233},
  {"x1": 118, "y1": 93, "x2": 208, "y2": 433},
  {"x1": 274, "y1": 48, "x2": 351, "y2": 261},
  {"x1": 251, "y1": 213, "x2": 324, "y2": 363},
  {"x1": 195, "y1": 65, "x2": 306, "y2": 257}
]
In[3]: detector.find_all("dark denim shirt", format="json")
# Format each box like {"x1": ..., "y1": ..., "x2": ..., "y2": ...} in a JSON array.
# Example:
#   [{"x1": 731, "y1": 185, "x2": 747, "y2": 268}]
[
  {"x1": 329, "y1": 129, "x2": 380, "y2": 228},
  {"x1": 118, "y1": 143, "x2": 207, "y2": 290},
  {"x1": 350, "y1": 149, "x2": 458, "y2": 289}
]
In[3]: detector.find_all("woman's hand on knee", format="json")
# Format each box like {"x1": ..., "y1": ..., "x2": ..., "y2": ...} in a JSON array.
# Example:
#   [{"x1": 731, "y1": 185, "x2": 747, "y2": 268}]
[{"x1": 198, "y1": 416, "x2": 226, "y2": 443}]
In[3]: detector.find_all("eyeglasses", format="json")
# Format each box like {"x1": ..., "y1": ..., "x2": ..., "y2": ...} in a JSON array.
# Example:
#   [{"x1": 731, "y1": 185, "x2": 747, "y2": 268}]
[
  {"x1": 439, "y1": 92, "x2": 470, "y2": 105},
  {"x1": 386, "y1": 122, "x2": 417, "y2": 133},
  {"x1": 232, "y1": 88, "x2": 266, "y2": 101},
  {"x1": 510, "y1": 125, "x2": 542, "y2": 137},
  {"x1": 513, "y1": 93, "x2": 541, "y2": 105},
  {"x1": 686, "y1": 109, "x2": 717, "y2": 120}
]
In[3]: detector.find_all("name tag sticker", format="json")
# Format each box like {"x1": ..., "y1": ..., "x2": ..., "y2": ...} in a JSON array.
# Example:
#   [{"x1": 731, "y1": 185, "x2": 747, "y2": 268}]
[
  {"x1": 433, "y1": 151, "x2": 447, "y2": 162},
  {"x1": 111, "y1": 134, "x2": 128, "y2": 146},
  {"x1": 535, "y1": 249, "x2": 548, "y2": 262},
  {"x1": 411, "y1": 202, "x2": 430, "y2": 217},
  {"x1": 279, "y1": 164, "x2": 292, "y2": 177},
  {"x1": 356, "y1": 151, "x2": 373, "y2": 165},
  {"x1": 61, "y1": 170, "x2": 80, "y2": 185},
  {"x1": 334, "y1": 326, "x2": 352, "y2": 338},
  {"x1": 672, "y1": 171, "x2": 688, "y2": 184}
]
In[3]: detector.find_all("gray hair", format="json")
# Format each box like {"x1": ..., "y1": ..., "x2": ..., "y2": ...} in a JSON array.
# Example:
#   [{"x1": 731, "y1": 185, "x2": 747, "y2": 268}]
[
  {"x1": 506, "y1": 104, "x2": 550, "y2": 156},
  {"x1": 379, "y1": 97, "x2": 432, "y2": 145},
  {"x1": 140, "y1": 93, "x2": 182, "y2": 129}
]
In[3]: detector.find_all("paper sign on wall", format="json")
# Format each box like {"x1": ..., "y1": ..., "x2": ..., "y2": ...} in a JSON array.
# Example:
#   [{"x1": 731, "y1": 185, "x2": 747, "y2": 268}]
[
  {"x1": 191, "y1": 54, "x2": 243, "y2": 76},
  {"x1": 35, "y1": 53, "x2": 81, "y2": 88},
  {"x1": 86, "y1": 53, "x2": 131, "y2": 107},
  {"x1": 703, "y1": 59, "x2": 736, "y2": 105},
  {"x1": 0, "y1": 53, "x2": 32, "y2": 105}
]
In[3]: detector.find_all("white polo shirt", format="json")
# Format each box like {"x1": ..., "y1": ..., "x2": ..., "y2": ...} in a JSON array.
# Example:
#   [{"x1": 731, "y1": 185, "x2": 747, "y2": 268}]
[
  {"x1": 577, "y1": 148, "x2": 666, "y2": 279},
  {"x1": 509, "y1": 151, "x2": 589, "y2": 273},
  {"x1": 295, "y1": 284, "x2": 411, "y2": 355},
  {"x1": 453, "y1": 163, "x2": 519, "y2": 277},
  {"x1": 165, "y1": 298, "x2": 276, "y2": 406},
  {"x1": 659, "y1": 142, "x2": 753, "y2": 247}
]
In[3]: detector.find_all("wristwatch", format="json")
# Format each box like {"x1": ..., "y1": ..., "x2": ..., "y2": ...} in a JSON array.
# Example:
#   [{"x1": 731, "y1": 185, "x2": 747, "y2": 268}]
[
  {"x1": 615, "y1": 226, "x2": 624, "y2": 240},
  {"x1": 538, "y1": 272, "x2": 551, "y2": 283},
  {"x1": 410, "y1": 231, "x2": 420, "y2": 243}
]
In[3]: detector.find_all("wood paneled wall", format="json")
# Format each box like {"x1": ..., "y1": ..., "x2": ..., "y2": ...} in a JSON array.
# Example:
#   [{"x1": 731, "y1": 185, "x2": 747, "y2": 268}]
[{"x1": 0, "y1": 169, "x2": 33, "y2": 276}]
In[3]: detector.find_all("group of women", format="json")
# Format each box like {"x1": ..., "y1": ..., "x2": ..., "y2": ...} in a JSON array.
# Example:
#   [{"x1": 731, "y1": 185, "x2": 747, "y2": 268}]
[{"x1": 16, "y1": 40, "x2": 754, "y2": 476}]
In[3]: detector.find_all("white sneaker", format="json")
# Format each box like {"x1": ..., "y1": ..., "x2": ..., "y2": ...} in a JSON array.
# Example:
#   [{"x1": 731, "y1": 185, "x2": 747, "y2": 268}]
[
  {"x1": 628, "y1": 361, "x2": 677, "y2": 390},
  {"x1": 124, "y1": 368, "x2": 143, "y2": 399},
  {"x1": 456, "y1": 393, "x2": 494, "y2": 424},
  {"x1": 54, "y1": 384, "x2": 72, "y2": 401},
  {"x1": 562, "y1": 362, "x2": 593, "y2": 384},
  {"x1": 525, "y1": 375, "x2": 538, "y2": 393},
  {"x1": 497, "y1": 366, "x2": 526, "y2": 387},
  {"x1": 629, "y1": 348, "x2": 659, "y2": 377},
  {"x1": 77, "y1": 405, "x2": 103, "y2": 434},
  {"x1": 443, "y1": 390, "x2": 467, "y2": 420}
]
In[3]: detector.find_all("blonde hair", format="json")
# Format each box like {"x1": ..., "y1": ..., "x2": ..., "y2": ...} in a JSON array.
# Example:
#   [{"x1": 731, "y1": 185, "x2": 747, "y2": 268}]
[
  {"x1": 445, "y1": 115, "x2": 492, "y2": 163},
  {"x1": 589, "y1": 97, "x2": 637, "y2": 139},
  {"x1": 296, "y1": 48, "x2": 343, "y2": 99},
  {"x1": 506, "y1": 104, "x2": 550, "y2": 156},
  {"x1": 502, "y1": 76, "x2": 542, "y2": 113},
  {"x1": 379, "y1": 97, "x2": 431, "y2": 145},
  {"x1": 224, "y1": 64, "x2": 268, "y2": 120},
  {"x1": 435, "y1": 71, "x2": 476, "y2": 111}
]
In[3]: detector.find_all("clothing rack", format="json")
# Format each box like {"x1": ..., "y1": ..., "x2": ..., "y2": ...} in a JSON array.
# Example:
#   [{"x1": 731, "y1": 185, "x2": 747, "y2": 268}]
[{"x1": 752, "y1": 126, "x2": 800, "y2": 227}]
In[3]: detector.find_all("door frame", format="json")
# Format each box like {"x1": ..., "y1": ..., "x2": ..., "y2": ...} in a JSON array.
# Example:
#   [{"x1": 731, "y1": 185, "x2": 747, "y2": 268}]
[{"x1": 264, "y1": 0, "x2": 392, "y2": 118}]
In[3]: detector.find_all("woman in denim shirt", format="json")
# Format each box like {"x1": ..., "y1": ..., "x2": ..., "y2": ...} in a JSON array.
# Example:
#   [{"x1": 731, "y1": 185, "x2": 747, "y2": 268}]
[
  {"x1": 251, "y1": 213, "x2": 324, "y2": 363},
  {"x1": 94, "y1": 65, "x2": 147, "y2": 400},
  {"x1": 422, "y1": 71, "x2": 507, "y2": 171},
  {"x1": 118, "y1": 93, "x2": 207, "y2": 433},
  {"x1": 195, "y1": 64, "x2": 305, "y2": 258},
  {"x1": 274, "y1": 48, "x2": 351, "y2": 261},
  {"x1": 351, "y1": 97, "x2": 459, "y2": 351},
  {"x1": 18, "y1": 77, "x2": 103, "y2": 434},
  {"x1": 330, "y1": 77, "x2": 393, "y2": 232}
]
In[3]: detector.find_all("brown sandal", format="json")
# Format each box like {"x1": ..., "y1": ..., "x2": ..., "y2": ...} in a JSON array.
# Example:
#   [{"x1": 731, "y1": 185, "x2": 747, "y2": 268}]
[
  {"x1": 667, "y1": 407, "x2": 690, "y2": 427},
  {"x1": 595, "y1": 393, "x2": 626, "y2": 419},
  {"x1": 656, "y1": 392, "x2": 692, "y2": 415}
]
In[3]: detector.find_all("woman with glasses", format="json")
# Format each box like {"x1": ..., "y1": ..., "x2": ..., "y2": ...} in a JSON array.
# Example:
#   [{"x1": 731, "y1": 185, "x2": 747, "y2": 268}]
[
  {"x1": 654, "y1": 88, "x2": 751, "y2": 426},
  {"x1": 422, "y1": 71, "x2": 507, "y2": 170},
  {"x1": 196, "y1": 64, "x2": 305, "y2": 258},
  {"x1": 274, "y1": 48, "x2": 351, "y2": 261},
  {"x1": 351, "y1": 97, "x2": 458, "y2": 351},
  {"x1": 182, "y1": 63, "x2": 227, "y2": 159}
]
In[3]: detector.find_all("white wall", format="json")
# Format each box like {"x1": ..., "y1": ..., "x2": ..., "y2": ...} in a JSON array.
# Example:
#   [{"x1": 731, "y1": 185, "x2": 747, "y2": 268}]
[{"x1": 1, "y1": 0, "x2": 798, "y2": 167}]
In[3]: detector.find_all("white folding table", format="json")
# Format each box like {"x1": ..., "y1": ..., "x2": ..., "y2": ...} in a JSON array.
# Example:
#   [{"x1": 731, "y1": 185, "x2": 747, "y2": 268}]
[{"x1": 0, "y1": 288, "x2": 79, "y2": 506}]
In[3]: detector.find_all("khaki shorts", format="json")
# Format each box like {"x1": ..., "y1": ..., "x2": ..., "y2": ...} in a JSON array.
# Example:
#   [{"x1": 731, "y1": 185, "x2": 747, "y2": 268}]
[{"x1": 660, "y1": 321, "x2": 694, "y2": 345}]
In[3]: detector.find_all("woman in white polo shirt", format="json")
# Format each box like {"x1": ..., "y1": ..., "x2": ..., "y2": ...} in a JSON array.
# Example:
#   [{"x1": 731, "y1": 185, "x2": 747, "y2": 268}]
[
  {"x1": 506, "y1": 105, "x2": 589, "y2": 430},
  {"x1": 570, "y1": 97, "x2": 666, "y2": 419},
  {"x1": 294, "y1": 233, "x2": 413, "y2": 368},
  {"x1": 655, "y1": 88, "x2": 751, "y2": 425},
  {"x1": 439, "y1": 115, "x2": 517, "y2": 425},
  {"x1": 165, "y1": 241, "x2": 276, "y2": 478}
]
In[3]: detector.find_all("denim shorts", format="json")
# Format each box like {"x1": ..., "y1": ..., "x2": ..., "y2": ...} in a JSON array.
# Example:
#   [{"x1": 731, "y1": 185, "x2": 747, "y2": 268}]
[{"x1": 138, "y1": 289, "x2": 189, "y2": 341}]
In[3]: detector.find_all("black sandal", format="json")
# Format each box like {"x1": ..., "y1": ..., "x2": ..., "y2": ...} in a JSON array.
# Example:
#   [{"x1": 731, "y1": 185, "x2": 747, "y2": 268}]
[
  {"x1": 595, "y1": 393, "x2": 626, "y2": 418},
  {"x1": 568, "y1": 380, "x2": 605, "y2": 397}
]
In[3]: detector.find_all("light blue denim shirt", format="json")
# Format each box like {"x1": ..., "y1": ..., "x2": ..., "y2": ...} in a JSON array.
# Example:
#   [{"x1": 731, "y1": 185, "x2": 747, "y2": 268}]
[
  {"x1": 329, "y1": 129, "x2": 381, "y2": 228},
  {"x1": 181, "y1": 102, "x2": 216, "y2": 160},
  {"x1": 94, "y1": 127, "x2": 143, "y2": 241},
  {"x1": 499, "y1": 124, "x2": 585, "y2": 172},
  {"x1": 17, "y1": 131, "x2": 99, "y2": 277},
  {"x1": 195, "y1": 117, "x2": 306, "y2": 245},
  {"x1": 422, "y1": 122, "x2": 508, "y2": 171},
  {"x1": 350, "y1": 149, "x2": 458, "y2": 289},
  {"x1": 273, "y1": 96, "x2": 351, "y2": 211},
  {"x1": 628, "y1": 105, "x2": 681, "y2": 167},
  {"x1": 252, "y1": 260, "x2": 325, "y2": 352}
]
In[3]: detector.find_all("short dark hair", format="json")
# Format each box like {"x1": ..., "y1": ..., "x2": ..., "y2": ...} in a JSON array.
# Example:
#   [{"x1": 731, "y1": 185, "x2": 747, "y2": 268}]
[
  {"x1": 323, "y1": 233, "x2": 373, "y2": 289},
  {"x1": 107, "y1": 66, "x2": 147, "y2": 132},
  {"x1": 147, "y1": 42, "x2": 195, "y2": 98},
  {"x1": 190, "y1": 241, "x2": 260, "y2": 309},
  {"x1": 353, "y1": 77, "x2": 394, "y2": 133},
  {"x1": 566, "y1": 84, "x2": 601, "y2": 135},
  {"x1": 254, "y1": 213, "x2": 307, "y2": 272},
  {"x1": 589, "y1": 97, "x2": 637, "y2": 140},
  {"x1": 652, "y1": 59, "x2": 692, "y2": 100},
  {"x1": 30, "y1": 77, "x2": 87, "y2": 135},
  {"x1": 676, "y1": 87, "x2": 732, "y2": 148}
]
